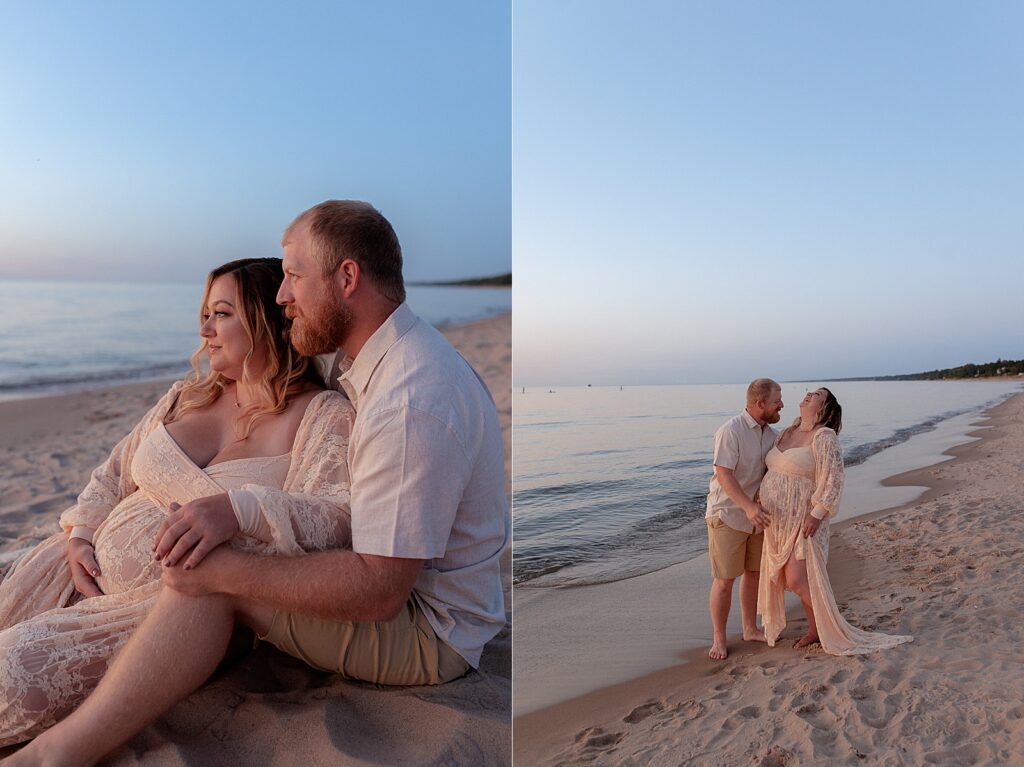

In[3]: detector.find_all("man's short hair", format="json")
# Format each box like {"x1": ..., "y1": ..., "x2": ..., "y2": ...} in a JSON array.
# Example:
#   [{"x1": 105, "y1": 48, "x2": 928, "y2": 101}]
[
  {"x1": 746, "y1": 378, "x2": 780, "y2": 406},
  {"x1": 287, "y1": 200, "x2": 406, "y2": 304}
]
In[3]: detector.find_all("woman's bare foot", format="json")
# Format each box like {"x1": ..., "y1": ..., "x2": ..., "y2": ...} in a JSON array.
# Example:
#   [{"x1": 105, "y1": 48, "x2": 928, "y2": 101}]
[
  {"x1": 793, "y1": 633, "x2": 819, "y2": 649},
  {"x1": 742, "y1": 626, "x2": 767, "y2": 643},
  {"x1": 708, "y1": 636, "x2": 728, "y2": 660}
]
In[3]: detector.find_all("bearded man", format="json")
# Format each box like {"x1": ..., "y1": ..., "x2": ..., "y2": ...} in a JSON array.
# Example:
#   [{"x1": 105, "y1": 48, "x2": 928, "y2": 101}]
[
  {"x1": 704, "y1": 378, "x2": 783, "y2": 660},
  {"x1": 16, "y1": 201, "x2": 508, "y2": 766}
]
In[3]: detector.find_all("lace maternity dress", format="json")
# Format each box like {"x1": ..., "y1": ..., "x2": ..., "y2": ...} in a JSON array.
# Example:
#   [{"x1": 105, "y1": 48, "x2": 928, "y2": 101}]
[
  {"x1": 757, "y1": 427, "x2": 913, "y2": 655},
  {"x1": 0, "y1": 383, "x2": 354, "y2": 745}
]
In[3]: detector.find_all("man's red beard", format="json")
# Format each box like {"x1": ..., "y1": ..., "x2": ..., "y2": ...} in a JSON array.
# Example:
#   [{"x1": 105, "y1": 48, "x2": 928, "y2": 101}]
[{"x1": 287, "y1": 297, "x2": 353, "y2": 357}]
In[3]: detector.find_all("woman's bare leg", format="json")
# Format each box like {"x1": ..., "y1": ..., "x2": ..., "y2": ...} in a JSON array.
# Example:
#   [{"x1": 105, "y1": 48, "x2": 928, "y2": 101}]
[
  {"x1": 3, "y1": 588, "x2": 271, "y2": 767},
  {"x1": 783, "y1": 556, "x2": 818, "y2": 648}
]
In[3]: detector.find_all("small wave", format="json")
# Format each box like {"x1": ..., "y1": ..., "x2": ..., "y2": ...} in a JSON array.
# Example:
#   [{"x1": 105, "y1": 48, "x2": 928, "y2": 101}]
[
  {"x1": 843, "y1": 408, "x2": 968, "y2": 467},
  {"x1": 641, "y1": 458, "x2": 707, "y2": 473},
  {"x1": 513, "y1": 489, "x2": 709, "y2": 586},
  {"x1": 513, "y1": 477, "x2": 635, "y2": 505},
  {"x1": 0, "y1": 361, "x2": 191, "y2": 399}
]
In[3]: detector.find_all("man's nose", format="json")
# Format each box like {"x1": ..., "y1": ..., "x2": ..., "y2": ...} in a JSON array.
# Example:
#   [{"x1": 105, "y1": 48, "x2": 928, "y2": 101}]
[{"x1": 276, "y1": 282, "x2": 290, "y2": 305}]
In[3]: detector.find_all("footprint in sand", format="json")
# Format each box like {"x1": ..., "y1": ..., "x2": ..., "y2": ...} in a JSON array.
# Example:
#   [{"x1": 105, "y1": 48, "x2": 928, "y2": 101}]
[
  {"x1": 573, "y1": 726, "x2": 624, "y2": 752},
  {"x1": 757, "y1": 745, "x2": 795, "y2": 767},
  {"x1": 668, "y1": 699, "x2": 704, "y2": 722},
  {"x1": 622, "y1": 700, "x2": 663, "y2": 724}
]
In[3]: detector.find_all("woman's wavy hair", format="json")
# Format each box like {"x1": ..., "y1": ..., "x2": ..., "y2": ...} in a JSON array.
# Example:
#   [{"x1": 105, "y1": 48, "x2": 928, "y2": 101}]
[
  {"x1": 167, "y1": 257, "x2": 323, "y2": 439},
  {"x1": 788, "y1": 387, "x2": 843, "y2": 436}
]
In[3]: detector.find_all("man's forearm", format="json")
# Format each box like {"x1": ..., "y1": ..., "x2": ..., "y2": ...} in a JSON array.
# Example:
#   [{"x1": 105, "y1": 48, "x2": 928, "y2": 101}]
[
  {"x1": 208, "y1": 548, "x2": 418, "y2": 623},
  {"x1": 715, "y1": 469, "x2": 755, "y2": 513}
]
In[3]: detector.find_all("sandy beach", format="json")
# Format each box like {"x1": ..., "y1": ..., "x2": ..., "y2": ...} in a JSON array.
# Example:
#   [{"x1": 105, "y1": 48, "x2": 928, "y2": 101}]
[
  {"x1": 0, "y1": 312, "x2": 511, "y2": 766},
  {"x1": 516, "y1": 390, "x2": 1024, "y2": 766}
]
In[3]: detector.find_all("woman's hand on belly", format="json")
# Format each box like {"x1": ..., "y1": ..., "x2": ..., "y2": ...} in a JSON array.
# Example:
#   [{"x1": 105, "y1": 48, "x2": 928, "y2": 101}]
[{"x1": 67, "y1": 537, "x2": 105, "y2": 598}]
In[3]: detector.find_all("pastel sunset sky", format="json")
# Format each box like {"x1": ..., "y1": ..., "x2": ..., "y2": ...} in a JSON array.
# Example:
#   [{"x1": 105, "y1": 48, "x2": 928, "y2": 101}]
[
  {"x1": 1, "y1": 1, "x2": 510, "y2": 285},
  {"x1": 514, "y1": 2, "x2": 1023, "y2": 384}
]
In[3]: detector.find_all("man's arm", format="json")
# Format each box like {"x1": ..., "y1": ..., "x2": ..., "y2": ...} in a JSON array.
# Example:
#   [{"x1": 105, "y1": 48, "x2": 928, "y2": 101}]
[
  {"x1": 162, "y1": 546, "x2": 423, "y2": 623},
  {"x1": 713, "y1": 465, "x2": 770, "y2": 530}
]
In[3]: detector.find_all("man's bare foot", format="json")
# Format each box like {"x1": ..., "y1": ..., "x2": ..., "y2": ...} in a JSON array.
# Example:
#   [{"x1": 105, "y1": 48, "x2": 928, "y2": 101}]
[
  {"x1": 742, "y1": 627, "x2": 767, "y2": 643},
  {"x1": 708, "y1": 637, "x2": 728, "y2": 660},
  {"x1": 793, "y1": 633, "x2": 819, "y2": 649}
]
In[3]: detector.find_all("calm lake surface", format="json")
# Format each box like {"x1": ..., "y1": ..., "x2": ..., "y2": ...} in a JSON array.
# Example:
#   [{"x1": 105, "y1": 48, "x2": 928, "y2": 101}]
[
  {"x1": 513, "y1": 380, "x2": 1022, "y2": 588},
  {"x1": 0, "y1": 279, "x2": 510, "y2": 400}
]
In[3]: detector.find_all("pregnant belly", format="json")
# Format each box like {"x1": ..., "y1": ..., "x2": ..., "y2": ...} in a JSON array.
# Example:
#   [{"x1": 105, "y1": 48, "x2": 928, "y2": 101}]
[
  {"x1": 92, "y1": 493, "x2": 167, "y2": 595},
  {"x1": 758, "y1": 472, "x2": 812, "y2": 520}
]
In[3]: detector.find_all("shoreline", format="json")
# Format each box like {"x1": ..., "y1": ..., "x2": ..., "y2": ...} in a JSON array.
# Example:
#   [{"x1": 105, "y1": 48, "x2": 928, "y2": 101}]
[
  {"x1": 515, "y1": 391, "x2": 1024, "y2": 764},
  {"x1": 512, "y1": 393, "x2": 1014, "y2": 715}
]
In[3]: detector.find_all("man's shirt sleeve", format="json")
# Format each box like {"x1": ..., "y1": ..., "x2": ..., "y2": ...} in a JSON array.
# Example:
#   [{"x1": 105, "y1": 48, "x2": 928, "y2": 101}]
[
  {"x1": 712, "y1": 425, "x2": 739, "y2": 471},
  {"x1": 349, "y1": 405, "x2": 473, "y2": 560}
]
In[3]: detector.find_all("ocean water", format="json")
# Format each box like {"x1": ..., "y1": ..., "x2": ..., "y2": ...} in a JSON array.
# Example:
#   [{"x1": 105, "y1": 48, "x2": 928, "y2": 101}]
[
  {"x1": 0, "y1": 279, "x2": 510, "y2": 401},
  {"x1": 513, "y1": 380, "x2": 1023, "y2": 588}
]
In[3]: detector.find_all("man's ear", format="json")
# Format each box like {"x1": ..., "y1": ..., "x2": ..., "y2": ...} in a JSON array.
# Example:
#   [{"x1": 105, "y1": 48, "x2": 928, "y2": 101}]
[{"x1": 334, "y1": 258, "x2": 361, "y2": 299}]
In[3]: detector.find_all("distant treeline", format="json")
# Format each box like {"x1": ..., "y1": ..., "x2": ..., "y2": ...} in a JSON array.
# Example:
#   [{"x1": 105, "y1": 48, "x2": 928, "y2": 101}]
[
  {"x1": 831, "y1": 358, "x2": 1024, "y2": 381},
  {"x1": 411, "y1": 272, "x2": 511, "y2": 287}
]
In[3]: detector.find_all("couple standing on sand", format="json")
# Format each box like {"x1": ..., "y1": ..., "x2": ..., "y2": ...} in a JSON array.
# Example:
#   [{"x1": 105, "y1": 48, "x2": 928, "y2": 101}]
[
  {"x1": 0, "y1": 200, "x2": 508, "y2": 765},
  {"x1": 705, "y1": 378, "x2": 913, "y2": 660}
]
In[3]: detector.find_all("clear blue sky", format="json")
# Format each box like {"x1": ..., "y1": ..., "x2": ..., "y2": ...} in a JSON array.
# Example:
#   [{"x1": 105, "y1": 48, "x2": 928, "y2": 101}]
[
  {"x1": 514, "y1": 1, "x2": 1024, "y2": 385},
  {"x1": 0, "y1": 1, "x2": 510, "y2": 284}
]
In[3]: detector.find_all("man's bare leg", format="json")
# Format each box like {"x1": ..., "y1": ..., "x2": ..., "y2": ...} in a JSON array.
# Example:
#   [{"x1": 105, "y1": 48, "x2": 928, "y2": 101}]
[
  {"x1": 4, "y1": 588, "x2": 272, "y2": 767},
  {"x1": 740, "y1": 568, "x2": 766, "y2": 643},
  {"x1": 708, "y1": 576, "x2": 735, "y2": 660}
]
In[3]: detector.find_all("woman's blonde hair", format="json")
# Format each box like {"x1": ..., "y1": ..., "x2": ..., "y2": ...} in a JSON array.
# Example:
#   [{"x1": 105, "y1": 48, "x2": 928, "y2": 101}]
[{"x1": 167, "y1": 257, "x2": 323, "y2": 439}]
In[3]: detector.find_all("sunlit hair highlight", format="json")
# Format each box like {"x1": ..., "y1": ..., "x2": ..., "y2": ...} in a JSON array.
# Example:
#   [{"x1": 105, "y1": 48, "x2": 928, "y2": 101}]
[{"x1": 167, "y1": 257, "x2": 323, "y2": 440}]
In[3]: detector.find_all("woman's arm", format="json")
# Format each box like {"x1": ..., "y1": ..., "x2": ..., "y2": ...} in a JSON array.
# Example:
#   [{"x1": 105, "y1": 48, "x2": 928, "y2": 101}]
[
  {"x1": 59, "y1": 381, "x2": 185, "y2": 533},
  {"x1": 810, "y1": 427, "x2": 844, "y2": 520},
  {"x1": 59, "y1": 381, "x2": 185, "y2": 594}
]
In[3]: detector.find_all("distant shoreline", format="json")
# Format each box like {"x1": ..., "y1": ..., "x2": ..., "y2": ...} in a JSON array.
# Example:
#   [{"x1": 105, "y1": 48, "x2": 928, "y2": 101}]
[
  {"x1": 409, "y1": 272, "x2": 511, "y2": 287},
  {"x1": 803, "y1": 375, "x2": 1024, "y2": 382}
]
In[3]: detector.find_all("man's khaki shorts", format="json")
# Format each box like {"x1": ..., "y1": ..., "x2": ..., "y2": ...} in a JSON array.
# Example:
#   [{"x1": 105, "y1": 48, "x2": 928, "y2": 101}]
[
  {"x1": 259, "y1": 598, "x2": 470, "y2": 686},
  {"x1": 706, "y1": 516, "x2": 763, "y2": 580}
]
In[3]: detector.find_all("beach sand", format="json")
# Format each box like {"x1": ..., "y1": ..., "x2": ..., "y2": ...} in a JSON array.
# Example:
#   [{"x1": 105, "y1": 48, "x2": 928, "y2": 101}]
[
  {"x1": 515, "y1": 391, "x2": 1024, "y2": 766},
  {"x1": 0, "y1": 312, "x2": 511, "y2": 766}
]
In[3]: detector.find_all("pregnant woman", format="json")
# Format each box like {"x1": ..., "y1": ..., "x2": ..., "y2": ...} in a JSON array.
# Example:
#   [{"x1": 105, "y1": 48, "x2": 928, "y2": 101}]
[
  {"x1": 757, "y1": 388, "x2": 912, "y2": 655},
  {"x1": 0, "y1": 257, "x2": 354, "y2": 745}
]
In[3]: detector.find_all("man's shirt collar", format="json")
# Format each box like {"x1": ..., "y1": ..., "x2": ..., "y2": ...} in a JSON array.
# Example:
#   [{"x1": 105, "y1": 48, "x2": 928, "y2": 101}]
[
  {"x1": 336, "y1": 303, "x2": 417, "y2": 408},
  {"x1": 741, "y1": 409, "x2": 764, "y2": 430}
]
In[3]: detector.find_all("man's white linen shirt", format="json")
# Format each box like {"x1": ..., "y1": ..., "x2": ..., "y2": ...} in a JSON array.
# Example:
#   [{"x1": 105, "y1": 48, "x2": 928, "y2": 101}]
[
  {"x1": 705, "y1": 410, "x2": 779, "y2": 533},
  {"x1": 336, "y1": 303, "x2": 507, "y2": 668}
]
